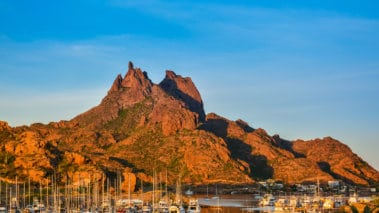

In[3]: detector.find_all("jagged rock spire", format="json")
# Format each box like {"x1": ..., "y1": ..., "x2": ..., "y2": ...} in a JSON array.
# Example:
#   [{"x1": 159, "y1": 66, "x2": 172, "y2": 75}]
[
  {"x1": 128, "y1": 61, "x2": 134, "y2": 70},
  {"x1": 108, "y1": 74, "x2": 123, "y2": 93},
  {"x1": 122, "y1": 67, "x2": 152, "y2": 91},
  {"x1": 108, "y1": 62, "x2": 152, "y2": 94}
]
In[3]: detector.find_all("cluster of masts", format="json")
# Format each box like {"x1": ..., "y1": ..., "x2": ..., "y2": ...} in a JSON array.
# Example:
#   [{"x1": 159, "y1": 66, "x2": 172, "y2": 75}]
[{"x1": 0, "y1": 173, "x2": 201, "y2": 213}]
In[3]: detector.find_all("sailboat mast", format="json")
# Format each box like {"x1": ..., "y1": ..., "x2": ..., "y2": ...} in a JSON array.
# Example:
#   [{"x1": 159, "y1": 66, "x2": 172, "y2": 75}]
[
  {"x1": 152, "y1": 169, "x2": 155, "y2": 212},
  {"x1": 175, "y1": 175, "x2": 182, "y2": 205},
  {"x1": 159, "y1": 172, "x2": 162, "y2": 202},
  {"x1": 28, "y1": 176, "x2": 30, "y2": 205},
  {"x1": 9, "y1": 186, "x2": 11, "y2": 210},
  {"x1": 116, "y1": 171, "x2": 118, "y2": 200},
  {"x1": 165, "y1": 169, "x2": 168, "y2": 202},
  {"x1": 39, "y1": 180, "x2": 42, "y2": 204},
  {"x1": 0, "y1": 178, "x2": 2, "y2": 206},
  {"x1": 102, "y1": 173, "x2": 105, "y2": 204},
  {"x1": 23, "y1": 181, "x2": 25, "y2": 209},
  {"x1": 5, "y1": 183, "x2": 8, "y2": 209},
  {"x1": 16, "y1": 176, "x2": 18, "y2": 208},
  {"x1": 107, "y1": 177, "x2": 110, "y2": 204},
  {"x1": 120, "y1": 171, "x2": 122, "y2": 200},
  {"x1": 46, "y1": 178, "x2": 49, "y2": 210},
  {"x1": 88, "y1": 177, "x2": 91, "y2": 210}
]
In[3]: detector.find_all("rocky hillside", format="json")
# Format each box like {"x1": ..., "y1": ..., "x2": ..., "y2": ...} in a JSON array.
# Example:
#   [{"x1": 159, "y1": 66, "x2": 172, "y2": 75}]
[{"x1": 0, "y1": 62, "x2": 378, "y2": 191}]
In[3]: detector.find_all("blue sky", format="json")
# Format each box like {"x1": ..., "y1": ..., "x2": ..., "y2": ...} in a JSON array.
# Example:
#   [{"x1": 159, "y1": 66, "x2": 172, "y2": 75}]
[{"x1": 1, "y1": 0, "x2": 379, "y2": 170}]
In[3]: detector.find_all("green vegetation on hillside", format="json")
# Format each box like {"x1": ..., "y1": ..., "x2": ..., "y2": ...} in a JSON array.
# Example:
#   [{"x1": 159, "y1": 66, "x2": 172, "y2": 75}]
[{"x1": 104, "y1": 99, "x2": 153, "y2": 141}]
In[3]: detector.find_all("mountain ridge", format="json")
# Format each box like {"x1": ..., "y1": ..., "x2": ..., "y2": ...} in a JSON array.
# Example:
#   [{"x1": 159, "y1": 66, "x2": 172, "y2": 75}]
[{"x1": 0, "y1": 62, "x2": 378, "y2": 191}]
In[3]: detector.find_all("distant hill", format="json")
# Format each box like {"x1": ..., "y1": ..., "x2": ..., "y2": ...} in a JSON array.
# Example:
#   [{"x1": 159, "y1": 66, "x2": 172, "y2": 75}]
[{"x1": 0, "y1": 62, "x2": 378, "y2": 191}]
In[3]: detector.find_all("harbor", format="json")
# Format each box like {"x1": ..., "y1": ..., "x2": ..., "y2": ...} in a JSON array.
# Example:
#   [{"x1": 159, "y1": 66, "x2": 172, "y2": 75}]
[{"x1": 0, "y1": 177, "x2": 378, "y2": 213}]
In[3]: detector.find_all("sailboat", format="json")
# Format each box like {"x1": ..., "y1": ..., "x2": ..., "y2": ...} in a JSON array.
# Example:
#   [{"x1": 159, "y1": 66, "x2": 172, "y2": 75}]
[
  {"x1": 0, "y1": 207, "x2": 6, "y2": 213},
  {"x1": 9, "y1": 197, "x2": 20, "y2": 213},
  {"x1": 203, "y1": 185, "x2": 210, "y2": 202},
  {"x1": 211, "y1": 184, "x2": 220, "y2": 200},
  {"x1": 0, "y1": 179, "x2": 6, "y2": 213},
  {"x1": 31, "y1": 197, "x2": 46, "y2": 213},
  {"x1": 138, "y1": 180, "x2": 150, "y2": 213},
  {"x1": 157, "y1": 170, "x2": 169, "y2": 213},
  {"x1": 168, "y1": 204, "x2": 185, "y2": 213},
  {"x1": 157, "y1": 200, "x2": 168, "y2": 213},
  {"x1": 187, "y1": 199, "x2": 201, "y2": 213},
  {"x1": 184, "y1": 188, "x2": 193, "y2": 196},
  {"x1": 168, "y1": 177, "x2": 185, "y2": 213}
]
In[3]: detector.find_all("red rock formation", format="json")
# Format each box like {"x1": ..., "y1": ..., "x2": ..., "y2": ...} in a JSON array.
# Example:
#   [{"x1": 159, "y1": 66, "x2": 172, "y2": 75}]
[
  {"x1": 108, "y1": 74, "x2": 123, "y2": 93},
  {"x1": 159, "y1": 70, "x2": 205, "y2": 122},
  {"x1": 292, "y1": 137, "x2": 379, "y2": 185},
  {"x1": 149, "y1": 86, "x2": 199, "y2": 135},
  {"x1": 0, "y1": 62, "x2": 378, "y2": 188}
]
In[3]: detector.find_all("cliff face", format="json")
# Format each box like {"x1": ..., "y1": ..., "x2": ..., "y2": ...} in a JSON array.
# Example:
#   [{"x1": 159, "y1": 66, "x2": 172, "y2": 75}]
[
  {"x1": 159, "y1": 70, "x2": 206, "y2": 122},
  {"x1": 200, "y1": 113, "x2": 334, "y2": 184},
  {"x1": 291, "y1": 138, "x2": 379, "y2": 185},
  {"x1": 0, "y1": 62, "x2": 378, "y2": 191}
]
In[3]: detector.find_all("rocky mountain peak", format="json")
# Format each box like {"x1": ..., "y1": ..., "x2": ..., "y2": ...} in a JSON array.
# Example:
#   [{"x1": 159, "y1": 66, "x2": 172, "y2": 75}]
[
  {"x1": 159, "y1": 70, "x2": 205, "y2": 122},
  {"x1": 107, "y1": 62, "x2": 152, "y2": 95},
  {"x1": 121, "y1": 65, "x2": 152, "y2": 92},
  {"x1": 108, "y1": 63, "x2": 153, "y2": 107},
  {"x1": 164, "y1": 70, "x2": 176, "y2": 79},
  {"x1": 2, "y1": 61, "x2": 378, "y2": 188},
  {"x1": 128, "y1": 61, "x2": 134, "y2": 70}
]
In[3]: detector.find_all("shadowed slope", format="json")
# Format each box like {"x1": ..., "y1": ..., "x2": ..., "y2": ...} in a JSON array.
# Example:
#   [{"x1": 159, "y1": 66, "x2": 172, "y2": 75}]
[{"x1": 0, "y1": 62, "x2": 378, "y2": 189}]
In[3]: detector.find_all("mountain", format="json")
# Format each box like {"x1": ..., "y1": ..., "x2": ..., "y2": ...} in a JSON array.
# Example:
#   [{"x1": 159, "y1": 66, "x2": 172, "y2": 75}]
[{"x1": 0, "y1": 62, "x2": 378, "y2": 191}]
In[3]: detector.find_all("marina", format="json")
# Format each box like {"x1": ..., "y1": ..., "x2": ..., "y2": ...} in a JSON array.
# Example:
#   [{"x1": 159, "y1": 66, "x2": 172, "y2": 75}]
[
  {"x1": 2, "y1": 0, "x2": 379, "y2": 212},
  {"x1": 0, "y1": 177, "x2": 378, "y2": 213}
]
